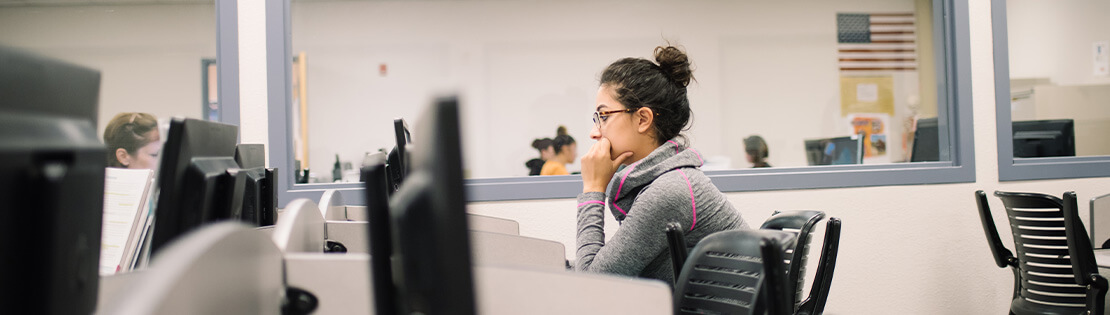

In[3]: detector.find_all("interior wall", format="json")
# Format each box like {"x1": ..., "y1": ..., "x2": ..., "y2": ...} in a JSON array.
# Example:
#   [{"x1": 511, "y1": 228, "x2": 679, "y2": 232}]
[
  {"x1": 1006, "y1": 0, "x2": 1110, "y2": 86},
  {"x1": 290, "y1": 0, "x2": 929, "y2": 179},
  {"x1": 0, "y1": 4, "x2": 216, "y2": 136},
  {"x1": 463, "y1": 1, "x2": 1110, "y2": 314}
]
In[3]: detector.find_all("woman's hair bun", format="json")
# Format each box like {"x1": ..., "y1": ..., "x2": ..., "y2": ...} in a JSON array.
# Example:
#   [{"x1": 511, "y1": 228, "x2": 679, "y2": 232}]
[
  {"x1": 556, "y1": 125, "x2": 568, "y2": 136},
  {"x1": 653, "y1": 46, "x2": 693, "y2": 87}
]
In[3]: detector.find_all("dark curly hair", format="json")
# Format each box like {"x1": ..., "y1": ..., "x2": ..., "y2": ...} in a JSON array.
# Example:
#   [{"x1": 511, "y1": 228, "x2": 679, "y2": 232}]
[
  {"x1": 552, "y1": 125, "x2": 575, "y2": 154},
  {"x1": 599, "y1": 45, "x2": 694, "y2": 145}
]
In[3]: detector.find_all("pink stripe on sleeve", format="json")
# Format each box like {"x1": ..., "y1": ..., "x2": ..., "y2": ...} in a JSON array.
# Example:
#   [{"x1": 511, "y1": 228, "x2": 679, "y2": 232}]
[
  {"x1": 614, "y1": 161, "x2": 641, "y2": 201},
  {"x1": 687, "y1": 147, "x2": 704, "y2": 166},
  {"x1": 677, "y1": 169, "x2": 697, "y2": 231},
  {"x1": 577, "y1": 200, "x2": 604, "y2": 208}
]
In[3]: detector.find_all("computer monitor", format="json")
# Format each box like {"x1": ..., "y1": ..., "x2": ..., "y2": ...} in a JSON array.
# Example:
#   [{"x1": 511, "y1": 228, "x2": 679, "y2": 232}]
[
  {"x1": 0, "y1": 44, "x2": 100, "y2": 125},
  {"x1": 232, "y1": 167, "x2": 277, "y2": 227},
  {"x1": 233, "y1": 144, "x2": 277, "y2": 227},
  {"x1": 1012, "y1": 119, "x2": 1075, "y2": 158},
  {"x1": 149, "y1": 118, "x2": 240, "y2": 256},
  {"x1": 804, "y1": 134, "x2": 863, "y2": 166},
  {"x1": 234, "y1": 143, "x2": 266, "y2": 169},
  {"x1": 0, "y1": 46, "x2": 104, "y2": 314},
  {"x1": 910, "y1": 117, "x2": 940, "y2": 162},
  {"x1": 386, "y1": 118, "x2": 412, "y2": 193},
  {"x1": 383, "y1": 96, "x2": 476, "y2": 315}
]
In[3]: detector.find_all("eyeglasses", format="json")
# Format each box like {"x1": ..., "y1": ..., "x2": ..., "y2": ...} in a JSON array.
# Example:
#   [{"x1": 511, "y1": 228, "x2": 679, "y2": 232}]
[{"x1": 592, "y1": 108, "x2": 635, "y2": 128}]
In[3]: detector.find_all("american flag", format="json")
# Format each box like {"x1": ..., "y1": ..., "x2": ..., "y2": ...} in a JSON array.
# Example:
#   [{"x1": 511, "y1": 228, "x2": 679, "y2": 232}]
[{"x1": 837, "y1": 13, "x2": 917, "y2": 71}]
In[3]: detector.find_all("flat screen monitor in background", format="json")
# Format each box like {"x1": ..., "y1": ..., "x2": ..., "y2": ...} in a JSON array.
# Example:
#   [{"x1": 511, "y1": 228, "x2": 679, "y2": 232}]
[
  {"x1": 234, "y1": 144, "x2": 277, "y2": 226},
  {"x1": 386, "y1": 118, "x2": 412, "y2": 193},
  {"x1": 0, "y1": 44, "x2": 100, "y2": 125},
  {"x1": 1012, "y1": 119, "x2": 1075, "y2": 158},
  {"x1": 234, "y1": 143, "x2": 266, "y2": 169},
  {"x1": 804, "y1": 134, "x2": 863, "y2": 166},
  {"x1": 148, "y1": 118, "x2": 241, "y2": 256},
  {"x1": 910, "y1": 117, "x2": 940, "y2": 162},
  {"x1": 0, "y1": 46, "x2": 104, "y2": 315},
  {"x1": 384, "y1": 96, "x2": 476, "y2": 315},
  {"x1": 1091, "y1": 193, "x2": 1110, "y2": 249}
]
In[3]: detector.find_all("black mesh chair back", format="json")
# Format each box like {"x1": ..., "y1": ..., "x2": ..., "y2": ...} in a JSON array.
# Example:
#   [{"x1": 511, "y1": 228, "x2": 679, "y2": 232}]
[
  {"x1": 795, "y1": 217, "x2": 841, "y2": 315},
  {"x1": 994, "y1": 190, "x2": 1092, "y2": 314},
  {"x1": 760, "y1": 210, "x2": 826, "y2": 308},
  {"x1": 975, "y1": 190, "x2": 1021, "y2": 300},
  {"x1": 674, "y1": 229, "x2": 796, "y2": 315}
]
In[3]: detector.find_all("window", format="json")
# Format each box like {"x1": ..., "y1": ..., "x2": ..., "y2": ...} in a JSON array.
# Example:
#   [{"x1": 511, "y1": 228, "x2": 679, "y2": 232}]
[
  {"x1": 992, "y1": 0, "x2": 1110, "y2": 181},
  {"x1": 256, "y1": 0, "x2": 975, "y2": 205}
]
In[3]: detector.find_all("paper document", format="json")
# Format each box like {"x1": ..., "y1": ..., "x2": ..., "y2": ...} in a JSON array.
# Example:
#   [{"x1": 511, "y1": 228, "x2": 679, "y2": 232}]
[{"x1": 99, "y1": 167, "x2": 154, "y2": 275}]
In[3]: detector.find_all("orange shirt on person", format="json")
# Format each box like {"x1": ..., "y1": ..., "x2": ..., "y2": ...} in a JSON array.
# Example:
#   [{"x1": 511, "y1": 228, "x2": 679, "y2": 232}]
[{"x1": 540, "y1": 160, "x2": 568, "y2": 176}]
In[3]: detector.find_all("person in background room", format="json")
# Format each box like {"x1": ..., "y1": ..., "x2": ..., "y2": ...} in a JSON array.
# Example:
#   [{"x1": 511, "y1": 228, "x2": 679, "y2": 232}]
[
  {"x1": 103, "y1": 112, "x2": 161, "y2": 169},
  {"x1": 526, "y1": 138, "x2": 554, "y2": 176},
  {"x1": 540, "y1": 126, "x2": 577, "y2": 176},
  {"x1": 744, "y1": 135, "x2": 772, "y2": 168}
]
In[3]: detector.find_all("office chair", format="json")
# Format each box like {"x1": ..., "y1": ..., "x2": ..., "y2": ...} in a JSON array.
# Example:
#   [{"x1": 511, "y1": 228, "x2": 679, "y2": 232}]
[
  {"x1": 760, "y1": 210, "x2": 827, "y2": 309},
  {"x1": 795, "y1": 218, "x2": 841, "y2": 315},
  {"x1": 989, "y1": 190, "x2": 1107, "y2": 315},
  {"x1": 673, "y1": 229, "x2": 796, "y2": 315},
  {"x1": 975, "y1": 190, "x2": 1021, "y2": 301}
]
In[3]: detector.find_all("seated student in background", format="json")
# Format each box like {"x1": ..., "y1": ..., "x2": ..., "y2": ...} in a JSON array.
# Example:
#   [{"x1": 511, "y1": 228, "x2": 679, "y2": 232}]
[
  {"x1": 575, "y1": 45, "x2": 750, "y2": 284},
  {"x1": 104, "y1": 112, "x2": 161, "y2": 169},
  {"x1": 744, "y1": 135, "x2": 771, "y2": 168},
  {"x1": 525, "y1": 137, "x2": 554, "y2": 176},
  {"x1": 540, "y1": 126, "x2": 577, "y2": 175}
]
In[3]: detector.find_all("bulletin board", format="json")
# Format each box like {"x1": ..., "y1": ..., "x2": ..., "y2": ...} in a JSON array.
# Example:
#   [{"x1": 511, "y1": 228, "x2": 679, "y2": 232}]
[{"x1": 840, "y1": 76, "x2": 894, "y2": 116}]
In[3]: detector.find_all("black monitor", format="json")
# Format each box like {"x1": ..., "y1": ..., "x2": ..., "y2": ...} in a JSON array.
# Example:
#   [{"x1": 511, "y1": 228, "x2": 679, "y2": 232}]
[
  {"x1": 0, "y1": 44, "x2": 100, "y2": 125},
  {"x1": 1012, "y1": 119, "x2": 1075, "y2": 158},
  {"x1": 233, "y1": 144, "x2": 277, "y2": 227},
  {"x1": 149, "y1": 118, "x2": 241, "y2": 256},
  {"x1": 228, "y1": 167, "x2": 277, "y2": 227},
  {"x1": 385, "y1": 118, "x2": 412, "y2": 193},
  {"x1": 234, "y1": 143, "x2": 266, "y2": 169},
  {"x1": 910, "y1": 117, "x2": 940, "y2": 162},
  {"x1": 0, "y1": 46, "x2": 104, "y2": 314},
  {"x1": 382, "y1": 96, "x2": 476, "y2": 315},
  {"x1": 804, "y1": 134, "x2": 863, "y2": 166}
]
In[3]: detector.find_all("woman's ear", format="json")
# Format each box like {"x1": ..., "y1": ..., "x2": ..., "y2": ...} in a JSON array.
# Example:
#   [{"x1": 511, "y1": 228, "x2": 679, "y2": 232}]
[
  {"x1": 115, "y1": 148, "x2": 132, "y2": 167},
  {"x1": 635, "y1": 107, "x2": 655, "y2": 134}
]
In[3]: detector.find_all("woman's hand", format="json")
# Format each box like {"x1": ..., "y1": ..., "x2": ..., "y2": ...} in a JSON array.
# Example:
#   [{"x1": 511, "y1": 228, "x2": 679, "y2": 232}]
[{"x1": 580, "y1": 138, "x2": 633, "y2": 193}]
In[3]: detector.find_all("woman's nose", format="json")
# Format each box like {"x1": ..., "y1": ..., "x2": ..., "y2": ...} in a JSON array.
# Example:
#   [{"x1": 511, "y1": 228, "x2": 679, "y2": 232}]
[{"x1": 590, "y1": 125, "x2": 601, "y2": 140}]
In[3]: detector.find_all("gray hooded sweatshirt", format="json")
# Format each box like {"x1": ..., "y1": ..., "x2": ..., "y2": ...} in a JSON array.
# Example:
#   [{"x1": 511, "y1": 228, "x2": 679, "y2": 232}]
[{"x1": 575, "y1": 139, "x2": 749, "y2": 284}]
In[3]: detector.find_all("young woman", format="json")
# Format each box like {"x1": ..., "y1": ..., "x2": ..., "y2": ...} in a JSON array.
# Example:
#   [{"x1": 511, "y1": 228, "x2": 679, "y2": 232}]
[
  {"x1": 103, "y1": 112, "x2": 161, "y2": 169},
  {"x1": 744, "y1": 135, "x2": 772, "y2": 168},
  {"x1": 575, "y1": 46, "x2": 749, "y2": 284},
  {"x1": 540, "y1": 126, "x2": 577, "y2": 176}
]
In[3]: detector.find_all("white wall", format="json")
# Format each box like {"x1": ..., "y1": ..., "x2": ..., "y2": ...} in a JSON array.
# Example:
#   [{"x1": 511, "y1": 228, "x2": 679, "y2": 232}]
[
  {"x1": 290, "y1": 0, "x2": 932, "y2": 179},
  {"x1": 0, "y1": 4, "x2": 216, "y2": 135},
  {"x1": 1007, "y1": 0, "x2": 1110, "y2": 86}
]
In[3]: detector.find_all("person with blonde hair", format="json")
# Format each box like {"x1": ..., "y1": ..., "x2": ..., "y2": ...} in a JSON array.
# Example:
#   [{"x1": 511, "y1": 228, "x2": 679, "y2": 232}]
[{"x1": 103, "y1": 112, "x2": 160, "y2": 169}]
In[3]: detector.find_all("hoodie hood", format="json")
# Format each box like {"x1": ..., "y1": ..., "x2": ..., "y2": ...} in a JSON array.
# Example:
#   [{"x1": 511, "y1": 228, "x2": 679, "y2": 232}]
[{"x1": 606, "y1": 139, "x2": 704, "y2": 221}]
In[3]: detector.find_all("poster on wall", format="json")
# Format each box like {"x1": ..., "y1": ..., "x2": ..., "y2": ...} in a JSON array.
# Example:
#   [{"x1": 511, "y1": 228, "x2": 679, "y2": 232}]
[
  {"x1": 848, "y1": 114, "x2": 890, "y2": 163},
  {"x1": 840, "y1": 76, "x2": 894, "y2": 116}
]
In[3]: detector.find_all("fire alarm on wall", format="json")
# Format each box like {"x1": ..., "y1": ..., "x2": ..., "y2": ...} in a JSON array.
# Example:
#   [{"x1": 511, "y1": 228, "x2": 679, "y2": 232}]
[{"x1": 379, "y1": 63, "x2": 388, "y2": 76}]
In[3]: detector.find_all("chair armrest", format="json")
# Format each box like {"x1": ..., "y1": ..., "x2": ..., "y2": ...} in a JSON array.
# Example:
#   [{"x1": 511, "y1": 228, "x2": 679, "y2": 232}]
[{"x1": 665, "y1": 222, "x2": 688, "y2": 285}]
